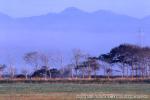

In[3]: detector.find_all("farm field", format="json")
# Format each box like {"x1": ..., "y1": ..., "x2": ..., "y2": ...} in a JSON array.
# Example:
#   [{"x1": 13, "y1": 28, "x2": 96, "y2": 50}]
[{"x1": 0, "y1": 83, "x2": 149, "y2": 100}]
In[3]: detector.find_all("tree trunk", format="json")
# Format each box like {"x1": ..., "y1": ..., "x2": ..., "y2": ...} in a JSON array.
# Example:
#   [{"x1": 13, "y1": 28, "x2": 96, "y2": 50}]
[
  {"x1": 107, "y1": 73, "x2": 110, "y2": 80},
  {"x1": 75, "y1": 70, "x2": 78, "y2": 79},
  {"x1": 82, "y1": 68, "x2": 85, "y2": 79},
  {"x1": 88, "y1": 64, "x2": 91, "y2": 79},
  {"x1": 49, "y1": 70, "x2": 51, "y2": 79},
  {"x1": 126, "y1": 67, "x2": 128, "y2": 78},
  {"x1": 131, "y1": 65, "x2": 134, "y2": 79},
  {"x1": 94, "y1": 70, "x2": 97, "y2": 79}
]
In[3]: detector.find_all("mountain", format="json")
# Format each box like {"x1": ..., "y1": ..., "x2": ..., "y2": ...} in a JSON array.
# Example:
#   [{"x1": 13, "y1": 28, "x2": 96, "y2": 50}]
[
  {"x1": 17, "y1": 8, "x2": 141, "y2": 32},
  {"x1": 0, "y1": 7, "x2": 141, "y2": 32},
  {"x1": 0, "y1": 7, "x2": 150, "y2": 68}
]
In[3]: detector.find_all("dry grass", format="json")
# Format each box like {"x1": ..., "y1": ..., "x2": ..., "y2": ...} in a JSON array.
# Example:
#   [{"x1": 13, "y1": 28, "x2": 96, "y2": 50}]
[
  {"x1": 0, "y1": 93, "x2": 75, "y2": 100},
  {"x1": 0, "y1": 83, "x2": 150, "y2": 100}
]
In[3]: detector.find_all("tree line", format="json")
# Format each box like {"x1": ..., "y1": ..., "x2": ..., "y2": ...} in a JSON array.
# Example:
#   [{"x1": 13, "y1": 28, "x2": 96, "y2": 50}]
[{"x1": 0, "y1": 43, "x2": 150, "y2": 80}]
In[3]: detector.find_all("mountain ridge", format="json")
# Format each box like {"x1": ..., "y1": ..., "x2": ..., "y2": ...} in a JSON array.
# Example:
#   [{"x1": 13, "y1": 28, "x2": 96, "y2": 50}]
[
  {"x1": 0, "y1": 7, "x2": 146, "y2": 19},
  {"x1": 0, "y1": 7, "x2": 144, "y2": 33}
]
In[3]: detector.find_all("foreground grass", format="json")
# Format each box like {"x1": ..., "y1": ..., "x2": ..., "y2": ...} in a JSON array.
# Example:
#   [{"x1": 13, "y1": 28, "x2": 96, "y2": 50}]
[{"x1": 0, "y1": 83, "x2": 149, "y2": 100}]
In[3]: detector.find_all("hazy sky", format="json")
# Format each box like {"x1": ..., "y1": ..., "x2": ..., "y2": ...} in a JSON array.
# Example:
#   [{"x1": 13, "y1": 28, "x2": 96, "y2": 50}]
[{"x1": 0, "y1": 0, "x2": 149, "y2": 18}]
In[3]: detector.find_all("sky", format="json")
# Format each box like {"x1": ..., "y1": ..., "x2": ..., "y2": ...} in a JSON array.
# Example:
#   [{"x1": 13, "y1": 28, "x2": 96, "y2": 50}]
[{"x1": 0, "y1": 0, "x2": 149, "y2": 18}]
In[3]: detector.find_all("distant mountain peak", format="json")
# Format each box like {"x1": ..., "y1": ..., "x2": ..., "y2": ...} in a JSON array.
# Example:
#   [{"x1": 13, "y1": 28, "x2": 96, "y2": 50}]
[{"x1": 61, "y1": 7, "x2": 88, "y2": 14}]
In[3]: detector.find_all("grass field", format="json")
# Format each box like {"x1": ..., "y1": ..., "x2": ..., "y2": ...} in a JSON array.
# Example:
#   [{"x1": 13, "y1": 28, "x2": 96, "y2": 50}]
[{"x1": 0, "y1": 83, "x2": 149, "y2": 100}]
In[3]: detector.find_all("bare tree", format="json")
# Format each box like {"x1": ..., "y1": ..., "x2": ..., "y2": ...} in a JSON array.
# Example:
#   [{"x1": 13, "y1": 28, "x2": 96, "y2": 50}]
[
  {"x1": 24, "y1": 51, "x2": 40, "y2": 71},
  {"x1": 0, "y1": 64, "x2": 6, "y2": 79},
  {"x1": 59, "y1": 65, "x2": 73, "y2": 78},
  {"x1": 7, "y1": 55, "x2": 16, "y2": 79},
  {"x1": 89, "y1": 58, "x2": 100, "y2": 79},
  {"x1": 72, "y1": 49, "x2": 86, "y2": 79},
  {"x1": 40, "y1": 53, "x2": 49, "y2": 67},
  {"x1": 39, "y1": 51, "x2": 64, "y2": 79},
  {"x1": 39, "y1": 52, "x2": 51, "y2": 79},
  {"x1": 8, "y1": 66, "x2": 16, "y2": 79},
  {"x1": 21, "y1": 68, "x2": 28, "y2": 79},
  {"x1": 65, "y1": 64, "x2": 74, "y2": 78},
  {"x1": 54, "y1": 52, "x2": 66, "y2": 78}
]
